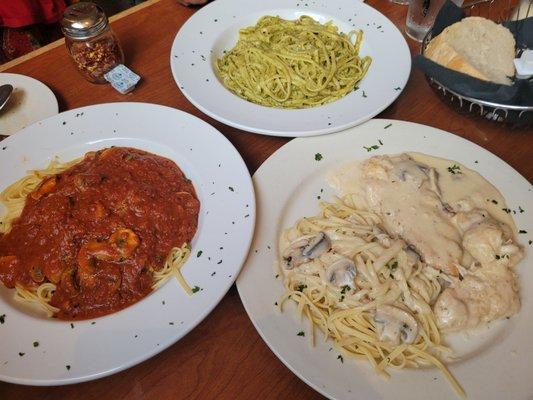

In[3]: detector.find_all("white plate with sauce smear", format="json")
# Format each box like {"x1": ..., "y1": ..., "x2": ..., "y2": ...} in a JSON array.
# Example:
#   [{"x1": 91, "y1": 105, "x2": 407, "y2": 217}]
[
  {"x1": 0, "y1": 73, "x2": 58, "y2": 136},
  {"x1": 170, "y1": 0, "x2": 410, "y2": 137},
  {"x1": 236, "y1": 119, "x2": 533, "y2": 400},
  {"x1": 0, "y1": 102, "x2": 255, "y2": 385}
]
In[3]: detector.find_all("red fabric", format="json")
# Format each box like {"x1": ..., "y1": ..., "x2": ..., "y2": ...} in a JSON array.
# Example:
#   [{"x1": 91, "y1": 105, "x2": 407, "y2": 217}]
[{"x1": 0, "y1": 0, "x2": 67, "y2": 28}]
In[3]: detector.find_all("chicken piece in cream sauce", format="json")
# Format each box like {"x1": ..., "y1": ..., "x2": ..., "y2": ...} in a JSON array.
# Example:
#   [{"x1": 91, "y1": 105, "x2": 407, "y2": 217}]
[{"x1": 328, "y1": 153, "x2": 523, "y2": 332}]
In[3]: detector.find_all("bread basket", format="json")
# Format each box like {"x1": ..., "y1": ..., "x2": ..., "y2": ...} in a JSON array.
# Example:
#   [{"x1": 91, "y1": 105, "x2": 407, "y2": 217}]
[{"x1": 420, "y1": 0, "x2": 533, "y2": 127}]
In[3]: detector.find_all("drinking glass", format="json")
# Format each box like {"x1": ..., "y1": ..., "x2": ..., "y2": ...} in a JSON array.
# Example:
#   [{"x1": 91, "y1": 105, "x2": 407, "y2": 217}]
[{"x1": 405, "y1": 0, "x2": 446, "y2": 42}]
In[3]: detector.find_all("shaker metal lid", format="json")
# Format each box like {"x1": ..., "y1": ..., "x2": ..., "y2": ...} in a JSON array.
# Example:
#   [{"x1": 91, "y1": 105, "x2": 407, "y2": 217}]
[{"x1": 61, "y1": 2, "x2": 108, "y2": 39}]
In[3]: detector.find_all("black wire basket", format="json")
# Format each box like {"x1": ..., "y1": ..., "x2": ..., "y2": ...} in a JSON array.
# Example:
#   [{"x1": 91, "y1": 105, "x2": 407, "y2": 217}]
[{"x1": 420, "y1": 0, "x2": 533, "y2": 128}]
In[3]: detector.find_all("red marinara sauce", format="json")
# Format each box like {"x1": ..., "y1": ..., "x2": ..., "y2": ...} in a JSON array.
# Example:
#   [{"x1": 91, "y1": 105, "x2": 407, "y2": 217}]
[{"x1": 0, "y1": 147, "x2": 200, "y2": 320}]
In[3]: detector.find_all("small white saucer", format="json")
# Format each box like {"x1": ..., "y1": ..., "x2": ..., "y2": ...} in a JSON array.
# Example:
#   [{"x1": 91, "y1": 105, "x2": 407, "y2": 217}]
[{"x1": 0, "y1": 73, "x2": 59, "y2": 136}]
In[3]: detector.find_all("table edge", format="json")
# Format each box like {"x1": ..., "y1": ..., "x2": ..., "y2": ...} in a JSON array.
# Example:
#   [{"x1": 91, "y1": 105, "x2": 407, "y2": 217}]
[{"x1": 0, "y1": 0, "x2": 164, "y2": 73}]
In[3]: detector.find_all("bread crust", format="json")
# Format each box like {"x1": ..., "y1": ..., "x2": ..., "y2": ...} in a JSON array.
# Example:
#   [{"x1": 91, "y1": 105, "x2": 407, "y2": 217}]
[
  {"x1": 425, "y1": 35, "x2": 489, "y2": 81},
  {"x1": 424, "y1": 17, "x2": 515, "y2": 85}
]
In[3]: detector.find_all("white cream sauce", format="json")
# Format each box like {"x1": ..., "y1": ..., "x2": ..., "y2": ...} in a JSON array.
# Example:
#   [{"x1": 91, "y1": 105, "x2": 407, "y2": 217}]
[
  {"x1": 409, "y1": 152, "x2": 517, "y2": 235},
  {"x1": 328, "y1": 153, "x2": 523, "y2": 332}
]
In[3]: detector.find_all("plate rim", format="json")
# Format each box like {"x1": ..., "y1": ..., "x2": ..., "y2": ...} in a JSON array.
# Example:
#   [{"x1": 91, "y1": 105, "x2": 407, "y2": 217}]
[
  {"x1": 169, "y1": 0, "x2": 411, "y2": 137},
  {"x1": 0, "y1": 102, "x2": 256, "y2": 386},
  {"x1": 236, "y1": 118, "x2": 533, "y2": 400}
]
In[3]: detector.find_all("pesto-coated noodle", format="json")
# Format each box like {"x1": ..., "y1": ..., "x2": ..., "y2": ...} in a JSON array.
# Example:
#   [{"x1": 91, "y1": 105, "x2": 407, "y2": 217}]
[{"x1": 216, "y1": 16, "x2": 372, "y2": 108}]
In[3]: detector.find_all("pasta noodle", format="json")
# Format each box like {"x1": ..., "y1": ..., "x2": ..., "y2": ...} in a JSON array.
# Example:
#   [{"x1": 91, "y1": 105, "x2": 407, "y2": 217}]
[
  {"x1": 278, "y1": 195, "x2": 465, "y2": 398},
  {"x1": 152, "y1": 243, "x2": 193, "y2": 295},
  {"x1": 216, "y1": 15, "x2": 372, "y2": 108}
]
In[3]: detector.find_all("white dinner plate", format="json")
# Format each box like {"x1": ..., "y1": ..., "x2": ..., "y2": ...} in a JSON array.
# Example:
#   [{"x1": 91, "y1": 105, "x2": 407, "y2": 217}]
[
  {"x1": 170, "y1": 0, "x2": 410, "y2": 137},
  {"x1": 0, "y1": 102, "x2": 255, "y2": 385},
  {"x1": 236, "y1": 119, "x2": 533, "y2": 400},
  {"x1": 0, "y1": 73, "x2": 59, "y2": 136}
]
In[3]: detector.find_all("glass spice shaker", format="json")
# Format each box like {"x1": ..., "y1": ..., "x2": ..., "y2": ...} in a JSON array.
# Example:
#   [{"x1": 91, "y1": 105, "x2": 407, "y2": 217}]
[{"x1": 61, "y1": 2, "x2": 124, "y2": 84}]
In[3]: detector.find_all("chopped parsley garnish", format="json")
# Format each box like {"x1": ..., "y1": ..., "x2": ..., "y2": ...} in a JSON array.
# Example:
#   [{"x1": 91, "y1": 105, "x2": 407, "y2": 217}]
[
  {"x1": 275, "y1": 274, "x2": 279, "y2": 278},
  {"x1": 192, "y1": 286, "x2": 201, "y2": 293},
  {"x1": 529, "y1": 240, "x2": 532, "y2": 245},
  {"x1": 33, "y1": 341, "x2": 39, "y2": 347},
  {"x1": 337, "y1": 355, "x2": 344, "y2": 363},
  {"x1": 519, "y1": 206, "x2": 524, "y2": 213},
  {"x1": 502, "y1": 208, "x2": 511, "y2": 213},
  {"x1": 70, "y1": 323, "x2": 74, "y2": 329},
  {"x1": 362, "y1": 91, "x2": 367, "y2": 98},
  {"x1": 0, "y1": 314, "x2": 5, "y2": 324},
  {"x1": 91, "y1": 321, "x2": 96, "y2": 325},
  {"x1": 274, "y1": 302, "x2": 278, "y2": 306},
  {"x1": 66, "y1": 365, "x2": 71, "y2": 370},
  {"x1": 228, "y1": 186, "x2": 234, "y2": 192},
  {"x1": 18, "y1": 352, "x2": 25, "y2": 357},
  {"x1": 495, "y1": 255, "x2": 501, "y2": 260},
  {"x1": 519, "y1": 230, "x2": 527, "y2": 234},
  {"x1": 378, "y1": 139, "x2": 383, "y2": 145},
  {"x1": 447, "y1": 164, "x2": 462, "y2": 175},
  {"x1": 296, "y1": 284, "x2": 307, "y2": 292},
  {"x1": 315, "y1": 153, "x2": 323, "y2": 161},
  {"x1": 383, "y1": 124, "x2": 392, "y2": 129},
  {"x1": 340, "y1": 285, "x2": 350, "y2": 294},
  {"x1": 297, "y1": 331, "x2": 305, "y2": 337},
  {"x1": 169, "y1": 322, "x2": 174, "y2": 325},
  {"x1": 363, "y1": 144, "x2": 380, "y2": 152},
  {"x1": 196, "y1": 250, "x2": 203, "y2": 257},
  {"x1": 394, "y1": 87, "x2": 401, "y2": 91}
]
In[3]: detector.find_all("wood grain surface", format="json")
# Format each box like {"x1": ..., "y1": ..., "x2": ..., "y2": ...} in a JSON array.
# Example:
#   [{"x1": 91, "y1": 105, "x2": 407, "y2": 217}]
[{"x1": 0, "y1": 0, "x2": 531, "y2": 399}]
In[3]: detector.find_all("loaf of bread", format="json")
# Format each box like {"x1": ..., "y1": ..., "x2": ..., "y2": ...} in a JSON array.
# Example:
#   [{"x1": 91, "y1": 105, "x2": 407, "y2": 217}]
[{"x1": 425, "y1": 16, "x2": 516, "y2": 85}]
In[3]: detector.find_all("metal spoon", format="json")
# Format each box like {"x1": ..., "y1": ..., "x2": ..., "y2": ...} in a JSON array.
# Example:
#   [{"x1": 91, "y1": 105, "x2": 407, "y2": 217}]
[{"x1": 0, "y1": 84, "x2": 14, "y2": 112}]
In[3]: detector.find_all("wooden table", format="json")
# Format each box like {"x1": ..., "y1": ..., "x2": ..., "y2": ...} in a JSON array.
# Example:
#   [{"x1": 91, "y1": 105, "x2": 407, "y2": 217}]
[{"x1": 0, "y1": 0, "x2": 531, "y2": 398}]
